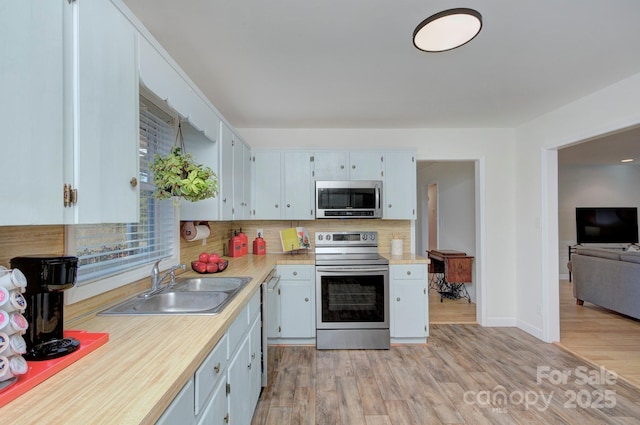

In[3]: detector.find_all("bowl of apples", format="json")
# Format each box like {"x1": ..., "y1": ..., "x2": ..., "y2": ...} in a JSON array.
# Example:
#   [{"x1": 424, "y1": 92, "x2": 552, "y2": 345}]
[{"x1": 191, "y1": 252, "x2": 229, "y2": 274}]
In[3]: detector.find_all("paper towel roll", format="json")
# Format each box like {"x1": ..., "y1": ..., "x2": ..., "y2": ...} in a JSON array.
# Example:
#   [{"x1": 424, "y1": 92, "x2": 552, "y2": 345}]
[
  {"x1": 181, "y1": 222, "x2": 210, "y2": 242},
  {"x1": 391, "y1": 239, "x2": 403, "y2": 256}
]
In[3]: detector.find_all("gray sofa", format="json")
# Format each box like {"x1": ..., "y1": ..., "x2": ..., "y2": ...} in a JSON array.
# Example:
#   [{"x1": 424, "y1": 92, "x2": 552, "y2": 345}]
[{"x1": 570, "y1": 247, "x2": 640, "y2": 320}]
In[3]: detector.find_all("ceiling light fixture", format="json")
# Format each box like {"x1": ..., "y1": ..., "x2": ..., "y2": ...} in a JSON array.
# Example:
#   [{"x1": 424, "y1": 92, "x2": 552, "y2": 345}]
[
  {"x1": 413, "y1": 8, "x2": 482, "y2": 52},
  {"x1": 621, "y1": 158, "x2": 634, "y2": 163}
]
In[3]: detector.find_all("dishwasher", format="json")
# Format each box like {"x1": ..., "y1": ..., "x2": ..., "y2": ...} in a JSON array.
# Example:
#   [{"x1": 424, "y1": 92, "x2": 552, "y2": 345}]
[{"x1": 261, "y1": 268, "x2": 280, "y2": 387}]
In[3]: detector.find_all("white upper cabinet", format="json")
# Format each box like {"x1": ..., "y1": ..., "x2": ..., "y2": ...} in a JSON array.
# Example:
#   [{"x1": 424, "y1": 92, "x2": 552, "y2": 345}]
[
  {"x1": 312, "y1": 151, "x2": 348, "y2": 180},
  {"x1": 70, "y1": 0, "x2": 139, "y2": 223},
  {"x1": 252, "y1": 151, "x2": 282, "y2": 220},
  {"x1": 348, "y1": 151, "x2": 384, "y2": 180},
  {"x1": 312, "y1": 151, "x2": 383, "y2": 181},
  {"x1": 0, "y1": 0, "x2": 140, "y2": 225},
  {"x1": 0, "y1": 0, "x2": 66, "y2": 225},
  {"x1": 383, "y1": 151, "x2": 416, "y2": 220},
  {"x1": 251, "y1": 150, "x2": 314, "y2": 220},
  {"x1": 219, "y1": 123, "x2": 235, "y2": 220},
  {"x1": 220, "y1": 123, "x2": 251, "y2": 220},
  {"x1": 234, "y1": 138, "x2": 252, "y2": 220},
  {"x1": 283, "y1": 151, "x2": 314, "y2": 219}
]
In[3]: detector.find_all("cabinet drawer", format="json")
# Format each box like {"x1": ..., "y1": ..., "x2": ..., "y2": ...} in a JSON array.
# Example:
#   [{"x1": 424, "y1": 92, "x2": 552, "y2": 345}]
[
  {"x1": 392, "y1": 264, "x2": 426, "y2": 280},
  {"x1": 278, "y1": 265, "x2": 312, "y2": 280},
  {"x1": 195, "y1": 334, "x2": 228, "y2": 416}
]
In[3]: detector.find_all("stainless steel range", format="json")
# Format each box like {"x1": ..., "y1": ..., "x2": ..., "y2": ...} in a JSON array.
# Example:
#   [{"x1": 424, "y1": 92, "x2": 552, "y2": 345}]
[{"x1": 315, "y1": 231, "x2": 390, "y2": 349}]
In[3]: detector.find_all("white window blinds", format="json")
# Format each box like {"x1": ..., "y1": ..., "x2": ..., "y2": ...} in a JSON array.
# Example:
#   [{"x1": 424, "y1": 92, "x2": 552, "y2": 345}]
[{"x1": 73, "y1": 98, "x2": 177, "y2": 285}]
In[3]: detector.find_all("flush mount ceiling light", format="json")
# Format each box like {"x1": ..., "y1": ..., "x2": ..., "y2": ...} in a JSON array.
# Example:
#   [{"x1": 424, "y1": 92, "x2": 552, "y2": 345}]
[
  {"x1": 413, "y1": 8, "x2": 482, "y2": 52},
  {"x1": 621, "y1": 158, "x2": 634, "y2": 163}
]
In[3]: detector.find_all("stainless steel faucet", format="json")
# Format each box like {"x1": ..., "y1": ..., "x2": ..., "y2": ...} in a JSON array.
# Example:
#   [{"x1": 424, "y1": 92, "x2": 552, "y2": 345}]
[{"x1": 148, "y1": 260, "x2": 186, "y2": 294}]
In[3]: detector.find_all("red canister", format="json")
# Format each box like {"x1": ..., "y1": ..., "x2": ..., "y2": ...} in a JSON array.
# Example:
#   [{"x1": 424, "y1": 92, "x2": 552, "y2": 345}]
[
  {"x1": 253, "y1": 233, "x2": 266, "y2": 255},
  {"x1": 228, "y1": 232, "x2": 243, "y2": 258},
  {"x1": 238, "y1": 228, "x2": 248, "y2": 256}
]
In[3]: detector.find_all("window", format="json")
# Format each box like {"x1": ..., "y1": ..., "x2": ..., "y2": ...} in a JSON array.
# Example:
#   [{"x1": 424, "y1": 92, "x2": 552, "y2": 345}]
[{"x1": 66, "y1": 97, "x2": 178, "y2": 302}]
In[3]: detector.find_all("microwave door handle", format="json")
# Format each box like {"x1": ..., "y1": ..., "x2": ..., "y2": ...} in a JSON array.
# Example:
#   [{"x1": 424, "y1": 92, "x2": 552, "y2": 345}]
[{"x1": 376, "y1": 186, "x2": 381, "y2": 209}]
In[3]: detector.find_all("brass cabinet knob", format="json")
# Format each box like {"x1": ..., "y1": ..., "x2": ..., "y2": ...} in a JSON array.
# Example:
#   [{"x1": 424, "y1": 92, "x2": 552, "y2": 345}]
[{"x1": 130, "y1": 177, "x2": 138, "y2": 188}]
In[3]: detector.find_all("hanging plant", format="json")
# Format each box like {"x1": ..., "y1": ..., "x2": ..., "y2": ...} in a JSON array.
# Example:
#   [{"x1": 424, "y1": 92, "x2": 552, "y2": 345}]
[{"x1": 150, "y1": 124, "x2": 218, "y2": 202}]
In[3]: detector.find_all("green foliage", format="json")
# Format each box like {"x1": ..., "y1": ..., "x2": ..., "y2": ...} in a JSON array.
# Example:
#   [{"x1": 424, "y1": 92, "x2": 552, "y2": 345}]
[{"x1": 150, "y1": 147, "x2": 218, "y2": 202}]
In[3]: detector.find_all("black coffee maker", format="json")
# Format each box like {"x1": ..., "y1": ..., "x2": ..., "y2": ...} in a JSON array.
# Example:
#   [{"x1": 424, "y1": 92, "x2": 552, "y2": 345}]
[{"x1": 10, "y1": 255, "x2": 80, "y2": 360}]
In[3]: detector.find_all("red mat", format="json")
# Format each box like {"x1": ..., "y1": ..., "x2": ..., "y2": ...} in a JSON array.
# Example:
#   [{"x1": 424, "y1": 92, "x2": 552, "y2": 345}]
[{"x1": 0, "y1": 330, "x2": 109, "y2": 408}]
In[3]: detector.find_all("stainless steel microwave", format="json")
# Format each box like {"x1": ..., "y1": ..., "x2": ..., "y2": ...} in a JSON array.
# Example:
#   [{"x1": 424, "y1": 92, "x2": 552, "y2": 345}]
[{"x1": 315, "y1": 180, "x2": 382, "y2": 218}]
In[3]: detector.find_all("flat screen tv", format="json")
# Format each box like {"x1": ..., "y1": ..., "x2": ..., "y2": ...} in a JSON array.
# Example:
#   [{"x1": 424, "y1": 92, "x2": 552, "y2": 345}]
[{"x1": 576, "y1": 207, "x2": 639, "y2": 244}]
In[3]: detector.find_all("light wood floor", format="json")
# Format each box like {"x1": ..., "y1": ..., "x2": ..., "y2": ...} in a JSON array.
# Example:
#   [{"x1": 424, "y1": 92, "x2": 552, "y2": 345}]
[
  {"x1": 254, "y1": 283, "x2": 640, "y2": 424},
  {"x1": 429, "y1": 288, "x2": 477, "y2": 324},
  {"x1": 558, "y1": 279, "x2": 640, "y2": 388}
]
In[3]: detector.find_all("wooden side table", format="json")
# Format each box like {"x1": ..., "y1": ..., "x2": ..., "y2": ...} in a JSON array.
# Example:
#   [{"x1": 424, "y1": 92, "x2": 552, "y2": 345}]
[{"x1": 427, "y1": 250, "x2": 474, "y2": 302}]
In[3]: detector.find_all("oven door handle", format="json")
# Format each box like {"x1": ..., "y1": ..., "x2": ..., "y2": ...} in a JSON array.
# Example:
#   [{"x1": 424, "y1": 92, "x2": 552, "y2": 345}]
[{"x1": 316, "y1": 266, "x2": 389, "y2": 273}]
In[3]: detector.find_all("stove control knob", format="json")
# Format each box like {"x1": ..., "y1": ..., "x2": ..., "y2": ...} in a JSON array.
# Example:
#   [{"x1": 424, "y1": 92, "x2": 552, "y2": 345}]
[
  {"x1": 362, "y1": 234, "x2": 367, "y2": 240},
  {"x1": 326, "y1": 235, "x2": 331, "y2": 241},
  {"x1": 370, "y1": 233, "x2": 376, "y2": 241},
  {"x1": 318, "y1": 234, "x2": 324, "y2": 241}
]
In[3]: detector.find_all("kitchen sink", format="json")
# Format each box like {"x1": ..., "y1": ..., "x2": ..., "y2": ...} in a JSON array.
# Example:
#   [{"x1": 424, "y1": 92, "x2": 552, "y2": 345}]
[
  {"x1": 172, "y1": 276, "x2": 252, "y2": 292},
  {"x1": 99, "y1": 276, "x2": 253, "y2": 316}
]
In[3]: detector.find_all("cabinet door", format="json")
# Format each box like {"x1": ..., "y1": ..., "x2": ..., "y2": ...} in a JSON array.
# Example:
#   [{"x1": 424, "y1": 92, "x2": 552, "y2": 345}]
[
  {"x1": 232, "y1": 138, "x2": 251, "y2": 220},
  {"x1": 241, "y1": 141, "x2": 252, "y2": 219},
  {"x1": 252, "y1": 151, "x2": 282, "y2": 219},
  {"x1": 197, "y1": 377, "x2": 228, "y2": 425},
  {"x1": 219, "y1": 123, "x2": 234, "y2": 220},
  {"x1": 228, "y1": 335, "x2": 251, "y2": 425},
  {"x1": 384, "y1": 151, "x2": 416, "y2": 220},
  {"x1": 267, "y1": 283, "x2": 281, "y2": 339},
  {"x1": 249, "y1": 315, "x2": 262, "y2": 409},
  {"x1": 283, "y1": 151, "x2": 314, "y2": 219},
  {"x1": 73, "y1": 0, "x2": 139, "y2": 223},
  {"x1": 391, "y1": 280, "x2": 427, "y2": 338},
  {"x1": 0, "y1": 0, "x2": 65, "y2": 224},
  {"x1": 280, "y1": 282, "x2": 315, "y2": 338},
  {"x1": 313, "y1": 151, "x2": 348, "y2": 180},
  {"x1": 348, "y1": 151, "x2": 383, "y2": 180}
]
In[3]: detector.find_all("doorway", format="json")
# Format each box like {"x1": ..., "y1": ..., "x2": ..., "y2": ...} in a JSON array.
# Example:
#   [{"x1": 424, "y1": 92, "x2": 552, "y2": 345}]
[{"x1": 417, "y1": 161, "x2": 478, "y2": 324}]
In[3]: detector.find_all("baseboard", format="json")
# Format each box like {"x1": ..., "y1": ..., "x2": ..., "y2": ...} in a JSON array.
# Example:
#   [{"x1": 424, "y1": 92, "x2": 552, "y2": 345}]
[
  {"x1": 482, "y1": 317, "x2": 517, "y2": 327},
  {"x1": 516, "y1": 319, "x2": 544, "y2": 341}
]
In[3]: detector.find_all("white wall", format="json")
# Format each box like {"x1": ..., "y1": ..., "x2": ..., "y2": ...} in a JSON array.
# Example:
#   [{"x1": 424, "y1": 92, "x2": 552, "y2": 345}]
[
  {"x1": 417, "y1": 161, "x2": 476, "y2": 301},
  {"x1": 516, "y1": 72, "x2": 640, "y2": 342},
  {"x1": 558, "y1": 164, "x2": 640, "y2": 277},
  {"x1": 238, "y1": 128, "x2": 516, "y2": 327}
]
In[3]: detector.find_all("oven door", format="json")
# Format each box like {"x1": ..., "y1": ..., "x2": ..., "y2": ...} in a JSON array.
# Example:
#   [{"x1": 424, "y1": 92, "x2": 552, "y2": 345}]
[{"x1": 315, "y1": 265, "x2": 389, "y2": 330}]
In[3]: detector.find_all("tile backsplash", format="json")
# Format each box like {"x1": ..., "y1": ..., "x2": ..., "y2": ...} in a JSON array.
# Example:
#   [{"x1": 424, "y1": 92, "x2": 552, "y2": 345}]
[{"x1": 1, "y1": 219, "x2": 412, "y2": 322}]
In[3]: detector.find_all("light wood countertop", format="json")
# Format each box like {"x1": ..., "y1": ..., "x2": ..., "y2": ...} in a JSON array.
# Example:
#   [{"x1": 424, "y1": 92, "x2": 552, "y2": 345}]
[
  {"x1": 0, "y1": 251, "x2": 425, "y2": 424},
  {"x1": 0, "y1": 254, "x2": 283, "y2": 424},
  {"x1": 383, "y1": 252, "x2": 430, "y2": 264}
]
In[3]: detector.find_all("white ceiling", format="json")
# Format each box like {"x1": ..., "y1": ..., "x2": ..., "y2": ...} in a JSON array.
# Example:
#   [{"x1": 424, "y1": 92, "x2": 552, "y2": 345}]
[{"x1": 122, "y1": 0, "x2": 640, "y2": 130}]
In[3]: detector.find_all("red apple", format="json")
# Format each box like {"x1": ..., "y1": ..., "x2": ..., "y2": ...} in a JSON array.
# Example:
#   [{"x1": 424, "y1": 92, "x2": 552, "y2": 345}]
[
  {"x1": 217, "y1": 260, "x2": 228, "y2": 271},
  {"x1": 198, "y1": 252, "x2": 209, "y2": 263},
  {"x1": 192, "y1": 261, "x2": 207, "y2": 273},
  {"x1": 206, "y1": 262, "x2": 219, "y2": 273},
  {"x1": 208, "y1": 253, "x2": 220, "y2": 263}
]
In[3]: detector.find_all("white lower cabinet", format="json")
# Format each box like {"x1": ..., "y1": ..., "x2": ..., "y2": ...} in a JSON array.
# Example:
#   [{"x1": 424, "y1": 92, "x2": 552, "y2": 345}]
[
  {"x1": 197, "y1": 377, "x2": 228, "y2": 425},
  {"x1": 390, "y1": 264, "x2": 429, "y2": 343},
  {"x1": 278, "y1": 265, "x2": 315, "y2": 341},
  {"x1": 156, "y1": 377, "x2": 196, "y2": 425},
  {"x1": 158, "y1": 289, "x2": 262, "y2": 425}
]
